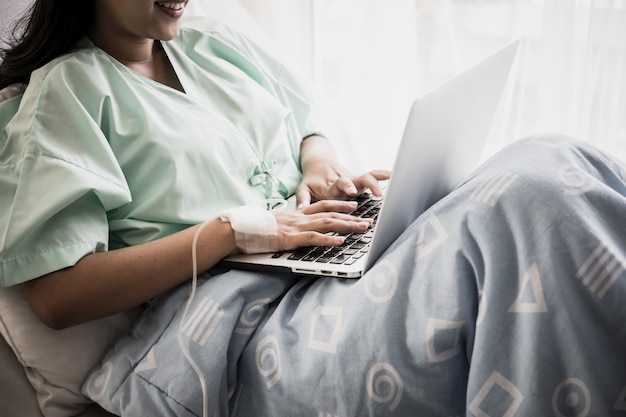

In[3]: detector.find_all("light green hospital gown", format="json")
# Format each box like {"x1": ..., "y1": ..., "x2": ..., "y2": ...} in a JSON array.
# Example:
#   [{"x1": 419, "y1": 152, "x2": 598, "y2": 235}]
[{"x1": 0, "y1": 17, "x2": 325, "y2": 287}]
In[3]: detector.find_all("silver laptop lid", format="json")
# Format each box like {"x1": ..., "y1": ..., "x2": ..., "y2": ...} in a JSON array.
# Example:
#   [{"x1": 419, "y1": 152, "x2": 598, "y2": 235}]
[{"x1": 364, "y1": 39, "x2": 520, "y2": 270}]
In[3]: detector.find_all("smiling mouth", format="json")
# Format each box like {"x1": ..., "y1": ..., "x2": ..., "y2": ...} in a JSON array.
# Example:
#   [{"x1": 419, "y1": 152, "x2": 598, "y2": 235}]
[{"x1": 155, "y1": 1, "x2": 186, "y2": 11}]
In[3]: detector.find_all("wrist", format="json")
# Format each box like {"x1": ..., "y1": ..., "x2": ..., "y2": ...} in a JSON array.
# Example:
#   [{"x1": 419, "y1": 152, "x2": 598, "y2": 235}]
[
  {"x1": 300, "y1": 135, "x2": 338, "y2": 169},
  {"x1": 220, "y1": 204, "x2": 280, "y2": 254}
]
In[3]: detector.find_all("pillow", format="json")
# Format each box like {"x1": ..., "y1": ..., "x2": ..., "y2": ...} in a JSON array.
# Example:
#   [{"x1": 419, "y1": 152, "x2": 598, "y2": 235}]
[{"x1": 0, "y1": 285, "x2": 142, "y2": 417}]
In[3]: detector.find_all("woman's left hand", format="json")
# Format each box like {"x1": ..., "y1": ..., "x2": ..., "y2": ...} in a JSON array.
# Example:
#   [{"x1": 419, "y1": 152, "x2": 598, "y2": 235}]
[
  {"x1": 296, "y1": 160, "x2": 390, "y2": 208},
  {"x1": 296, "y1": 135, "x2": 390, "y2": 208}
]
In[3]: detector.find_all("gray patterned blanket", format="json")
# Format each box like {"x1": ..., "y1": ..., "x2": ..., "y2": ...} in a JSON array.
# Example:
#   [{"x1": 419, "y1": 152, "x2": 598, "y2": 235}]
[{"x1": 83, "y1": 136, "x2": 626, "y2": 417}]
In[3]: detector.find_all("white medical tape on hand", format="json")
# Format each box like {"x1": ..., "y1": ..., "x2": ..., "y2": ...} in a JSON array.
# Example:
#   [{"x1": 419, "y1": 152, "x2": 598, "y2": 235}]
[{"x1": 219, "y1": 204, "x2": 280, "y2": 254}]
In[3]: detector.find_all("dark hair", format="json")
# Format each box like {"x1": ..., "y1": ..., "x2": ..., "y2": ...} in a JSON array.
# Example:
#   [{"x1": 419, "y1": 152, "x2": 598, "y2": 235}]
[{"x1": 0, "y1": 0, "x2": 94, "y2": 90}]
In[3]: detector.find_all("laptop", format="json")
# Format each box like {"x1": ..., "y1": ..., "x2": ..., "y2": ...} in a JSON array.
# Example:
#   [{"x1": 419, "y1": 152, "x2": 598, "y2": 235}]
[{"x1": 220, "y1": 40, "x2": 520, "y2": 278}]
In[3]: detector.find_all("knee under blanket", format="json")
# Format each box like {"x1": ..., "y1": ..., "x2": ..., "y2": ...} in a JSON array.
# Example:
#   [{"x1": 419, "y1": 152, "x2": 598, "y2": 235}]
[{"x1": 83, "y1": 136, "x2": 626, "y2": 416}]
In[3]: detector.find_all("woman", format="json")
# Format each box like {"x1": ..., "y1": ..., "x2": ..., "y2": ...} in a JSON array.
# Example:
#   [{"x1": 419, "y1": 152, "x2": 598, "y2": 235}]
[
  {"x1": 0, "y1": 0, "x2": 388, "y2": 329},
  {"x1": 2, "y1": 1, "x2": 626, "y2": 416}
]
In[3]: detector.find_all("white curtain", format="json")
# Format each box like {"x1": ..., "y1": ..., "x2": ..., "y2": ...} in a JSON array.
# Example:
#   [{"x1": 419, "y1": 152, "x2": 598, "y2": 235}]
[{"x1": 239, "y1": 0, "x2": 626, "y2": 172}]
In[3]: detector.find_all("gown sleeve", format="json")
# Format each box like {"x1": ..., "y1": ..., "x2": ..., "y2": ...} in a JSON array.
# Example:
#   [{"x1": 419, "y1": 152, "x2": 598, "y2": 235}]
[{"x1": 0, "y1": 63, "x2": 132, "y2": 287}]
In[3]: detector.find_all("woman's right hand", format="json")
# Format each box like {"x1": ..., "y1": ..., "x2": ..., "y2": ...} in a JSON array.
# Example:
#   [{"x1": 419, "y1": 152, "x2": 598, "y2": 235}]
[{"x1": 273, "y1": 200, "x2": 372, "y2": 250}]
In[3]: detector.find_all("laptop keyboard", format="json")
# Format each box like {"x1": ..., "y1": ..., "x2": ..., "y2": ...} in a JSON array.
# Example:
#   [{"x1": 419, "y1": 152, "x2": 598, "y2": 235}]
[{"x1": 276, "y1": 192, "x2": 382, "y2": 265}]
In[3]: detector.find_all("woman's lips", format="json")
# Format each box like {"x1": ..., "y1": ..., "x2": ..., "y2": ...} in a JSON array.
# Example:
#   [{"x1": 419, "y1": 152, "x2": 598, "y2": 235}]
[{"x1": 155, "y1": 1, "x2": 186, "y2": 18}]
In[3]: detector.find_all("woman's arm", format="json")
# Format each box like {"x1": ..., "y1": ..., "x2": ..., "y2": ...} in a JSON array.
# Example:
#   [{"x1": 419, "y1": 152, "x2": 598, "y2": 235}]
[
  {"x1": 22, "y1": 219, "x2": 235, "y2": 330},
  {"x1": 22, "y1": 200, "x2": 370, "y2": 330},
  {"x1": 296, "y1": 135, "x2": 391, "y2": 207}
]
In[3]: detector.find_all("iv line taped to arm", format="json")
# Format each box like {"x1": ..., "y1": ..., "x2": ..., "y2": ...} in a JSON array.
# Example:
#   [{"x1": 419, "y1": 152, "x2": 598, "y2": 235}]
[
  {"x1": 177, "y1": 199, "x2": 287, "y2": 417},
  {"x1": 219, "y1": 200, "x2": 286, "y2": 254}
]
